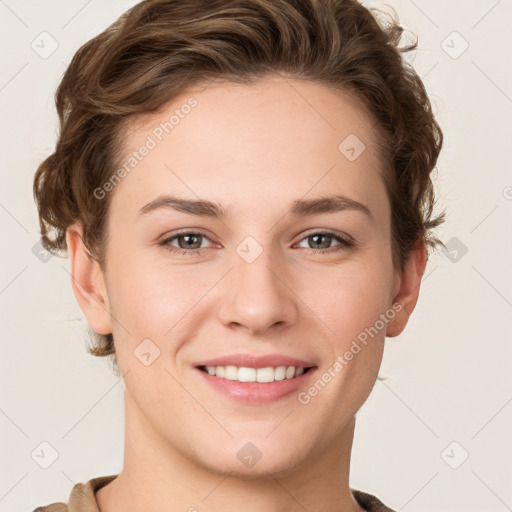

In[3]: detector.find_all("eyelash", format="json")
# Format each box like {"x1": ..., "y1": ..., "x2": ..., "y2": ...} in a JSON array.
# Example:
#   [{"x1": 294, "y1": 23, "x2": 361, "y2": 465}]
[{"x1": 158, "y1": 229, "x2": 355, "y2": 256}]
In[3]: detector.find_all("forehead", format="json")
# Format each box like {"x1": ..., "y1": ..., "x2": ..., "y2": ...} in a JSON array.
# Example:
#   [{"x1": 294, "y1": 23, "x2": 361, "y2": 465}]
[{"x1": 111, "y1": 75, "x2": 388, "y2": 221}]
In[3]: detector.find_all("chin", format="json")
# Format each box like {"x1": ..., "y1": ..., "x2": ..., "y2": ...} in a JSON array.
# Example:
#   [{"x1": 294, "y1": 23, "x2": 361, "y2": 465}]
[
  {"x1": 209, "y1": 457, "x2": 305, "y2": 480},
  {"x1": 192, "y1": 438, "x2": 310, "y2": 479}
]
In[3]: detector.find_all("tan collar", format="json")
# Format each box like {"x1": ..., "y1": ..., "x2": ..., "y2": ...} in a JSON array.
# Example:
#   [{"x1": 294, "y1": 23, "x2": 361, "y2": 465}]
[{"x1": 38, "y1": 474, "x2": 396, "y2": 512}]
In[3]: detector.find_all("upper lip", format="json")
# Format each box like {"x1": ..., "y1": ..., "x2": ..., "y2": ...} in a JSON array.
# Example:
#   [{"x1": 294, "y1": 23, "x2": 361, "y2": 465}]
[{"x1": 195, "y1": 353, "x2": 316, "y2": 369}]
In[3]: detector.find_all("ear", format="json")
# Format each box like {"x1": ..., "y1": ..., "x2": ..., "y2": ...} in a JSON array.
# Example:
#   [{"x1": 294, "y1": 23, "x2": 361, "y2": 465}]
[
  {"x1": 386, "y1": 236, "x2": 427, "y2": 338},
  {"x1": 65, "y1": 221, "x2": 112, "y2": 336}
]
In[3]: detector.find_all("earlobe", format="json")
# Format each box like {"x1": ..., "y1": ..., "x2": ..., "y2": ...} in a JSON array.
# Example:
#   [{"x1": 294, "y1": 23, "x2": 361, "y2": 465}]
[
  {"x1": 65, "y1": 222, "x2": 112, "y2": 336},
  {"x1": 386, "y1": 237, "x2": 427, "y2": 338}
]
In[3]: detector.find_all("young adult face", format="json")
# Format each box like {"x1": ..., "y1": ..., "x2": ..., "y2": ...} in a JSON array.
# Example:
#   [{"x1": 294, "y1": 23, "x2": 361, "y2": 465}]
[{"x1": 67, "y1": 75, "x2": 425, "y2": 480}]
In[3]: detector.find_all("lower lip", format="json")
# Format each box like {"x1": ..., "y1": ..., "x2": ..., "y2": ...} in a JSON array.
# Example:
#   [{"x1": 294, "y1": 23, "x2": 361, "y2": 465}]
[{"x1": 195, "y1": 367, "x2": 317, "y2": 404}]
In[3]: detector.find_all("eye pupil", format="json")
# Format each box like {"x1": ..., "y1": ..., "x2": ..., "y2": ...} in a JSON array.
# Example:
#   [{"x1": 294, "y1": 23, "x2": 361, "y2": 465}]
[
  {"x1": 179, "y1": 234, "x2": 201, "y2": 249},
  {"x1": 310, "y1": 234, "x2": 330, "y2": 249}
]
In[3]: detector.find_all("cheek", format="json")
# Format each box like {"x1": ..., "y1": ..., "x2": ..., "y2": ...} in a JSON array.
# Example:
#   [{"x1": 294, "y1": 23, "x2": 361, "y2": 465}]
[
  {"x1": 106, "y1": 254, "x2": 228, "y2": 373},
  {"x1": 106, "y1": 256, "x2": 194, "y2": 345},
  {"x1": 305, "y1": 258, "x2": 393, "y2": 338}
]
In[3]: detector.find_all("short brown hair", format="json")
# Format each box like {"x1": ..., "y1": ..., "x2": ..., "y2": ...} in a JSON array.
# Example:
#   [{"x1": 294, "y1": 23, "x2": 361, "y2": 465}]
[{"x1": 33, "y1": 0, "x2": 445, "y2": 371}]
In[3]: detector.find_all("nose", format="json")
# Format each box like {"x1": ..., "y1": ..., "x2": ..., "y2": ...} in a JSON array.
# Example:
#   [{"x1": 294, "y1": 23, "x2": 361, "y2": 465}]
[{"x1": 217, "y1": 249, "x2": 299, "y2": 336}]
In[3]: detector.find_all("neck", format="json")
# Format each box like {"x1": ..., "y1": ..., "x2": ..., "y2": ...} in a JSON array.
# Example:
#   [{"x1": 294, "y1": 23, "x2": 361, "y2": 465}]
[{"x1": 96, "y1": 390, "x2": 365, "y2": 512}]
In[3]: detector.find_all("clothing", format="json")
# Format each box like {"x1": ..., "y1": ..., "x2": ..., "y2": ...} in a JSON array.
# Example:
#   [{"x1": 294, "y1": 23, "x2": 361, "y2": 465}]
[{"x1": 32, "y1": 474, "x2": 396, "y2": 512}]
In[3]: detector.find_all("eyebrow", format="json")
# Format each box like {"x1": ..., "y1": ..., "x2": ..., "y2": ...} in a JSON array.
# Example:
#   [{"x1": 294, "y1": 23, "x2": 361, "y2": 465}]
[{"x1": 137, "y1": 193, "x2": 373, "y2": 220}]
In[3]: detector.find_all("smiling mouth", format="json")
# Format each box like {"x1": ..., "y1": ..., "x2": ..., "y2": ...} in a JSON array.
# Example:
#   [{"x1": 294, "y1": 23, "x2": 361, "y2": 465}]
[{"x1": 197, "y1": 365, "x2": 315, "y2": 383}]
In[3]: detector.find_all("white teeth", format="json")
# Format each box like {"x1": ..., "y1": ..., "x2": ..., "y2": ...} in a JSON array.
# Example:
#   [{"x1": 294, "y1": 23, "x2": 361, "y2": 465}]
[
  {"x1": 225, "y1": 365, "x2": 238, "y2": 380},
  {"x1": 203, "y1": 365, "x2": 308, "y2": 382},
  {"x1": 226, "y1": 366, "x2": 238, "y2": 380},
  {"x1": 257, "y1": 367, "x2": 274, "y2": 383},
  {"x1": 274, "y1": 366, "x2": 286, "y2": 381},
  {"x1": 238, "y1": 367, "x2": 257, "y2": 382}
]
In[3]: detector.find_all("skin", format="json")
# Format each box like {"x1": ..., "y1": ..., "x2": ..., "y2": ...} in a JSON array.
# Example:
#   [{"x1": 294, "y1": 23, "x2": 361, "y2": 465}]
[{"x1": 66, "y1": 75, "x2": 426, "y2": 512}]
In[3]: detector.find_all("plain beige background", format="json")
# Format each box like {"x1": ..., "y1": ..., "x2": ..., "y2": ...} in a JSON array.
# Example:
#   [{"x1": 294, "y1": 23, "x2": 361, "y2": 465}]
[{"x1": 0, "y1": 1, "x2": 511, "y2": 511}]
